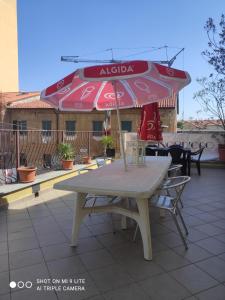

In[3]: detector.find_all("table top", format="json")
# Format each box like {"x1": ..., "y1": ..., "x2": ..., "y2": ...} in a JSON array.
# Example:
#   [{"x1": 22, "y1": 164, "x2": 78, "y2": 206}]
[{"x1": 54, "y1": 156, "x2": 171, "y2": 198}]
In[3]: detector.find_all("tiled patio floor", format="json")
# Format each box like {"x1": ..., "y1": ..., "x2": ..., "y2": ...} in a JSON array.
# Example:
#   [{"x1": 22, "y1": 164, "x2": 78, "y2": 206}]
[{"x1": 0, "y1": 168, "x2": 225, "y2": 300}]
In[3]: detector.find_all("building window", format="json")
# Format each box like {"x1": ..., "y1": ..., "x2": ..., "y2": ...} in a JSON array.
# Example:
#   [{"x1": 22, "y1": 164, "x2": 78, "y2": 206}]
[
  {"x1": 13, "y1": 120, "x2": 27, "y2": 135},
  {"x1": 42, "y1": 120, "x2": 52, "y2": 136},
  {"x1": 121, "y1": 121, "x2": 132, "y2": 132},
  {"x1": 65, "y1": 121, "x2": 76, "y2": 136},
  {"x1": 92, "y1": 121, "x2": 103, "y2": 136}
]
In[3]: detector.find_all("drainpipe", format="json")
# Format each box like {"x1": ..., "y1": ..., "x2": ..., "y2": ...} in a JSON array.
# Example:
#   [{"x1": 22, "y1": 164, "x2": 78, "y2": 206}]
[{"x1": 55, "y1": 109, "x2": 59, "y2": 145}]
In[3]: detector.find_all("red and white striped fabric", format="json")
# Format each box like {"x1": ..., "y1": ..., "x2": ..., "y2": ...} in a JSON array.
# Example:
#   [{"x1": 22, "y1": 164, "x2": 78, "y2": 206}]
[{"x1": 41, "y1": 60, "x2": 191, "y2": 111}]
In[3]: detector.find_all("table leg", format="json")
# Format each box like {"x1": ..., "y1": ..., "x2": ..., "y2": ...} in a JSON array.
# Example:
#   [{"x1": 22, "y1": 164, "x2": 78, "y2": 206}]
[
  {"x1": 187, "y1": 153, "x2": 191, "y2": 176},
  {"x1": 71, "y1": 192, "x2": 87, "y2": 246},
  {"x1": 121, "y1": 197, "x2": 129, "y2": 229},
  {"x1": 136, "y1": 198, "x2": 152, "y2": 260}
]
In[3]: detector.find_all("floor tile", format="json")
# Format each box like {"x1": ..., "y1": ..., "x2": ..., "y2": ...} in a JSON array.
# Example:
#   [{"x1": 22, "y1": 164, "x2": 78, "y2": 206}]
[
  {"x1": 8, "y1": 236, "x2": 39, "y2": 253},
  {"x1": 56, "y1": 273, "x2": 99, "y2": 300},
  {"x1": 96, "y1": 232, "x2": 128, "y2": 248},
  {"x1": 0, "y1": 271, "x2": 10, "y2": 295},
  {"x1": 9, "y1": 248, "x2": 44, "y2": 270},
  {"x1": 195, "y1": 284, "x2": 225, "y2": 300},
  {"x1": 157, "y1": 231, "x2": 184, "y2": 248},
  {"x1": 0, "y1": 242, "x2": 8, "y2": 255},
  {"x1": 103, "y1": 283, "x2": 149, "y2": 300},
  {"x1": 41, "y1": 242, "x2": 78, "y2": 261},
  {"x1": 7, "y1": 220, "x2": 32, "y2": 233},
  {"x1": 11, "y1": 289, "x2": 57, "y2": 300},
  {"x1": 154, "y1": 249, "x2": 190, "y2": 271},
  {"x1": 79, "y1": 249, "x2": 116, "y2": 270},
  {"x1": 170, "y1": 264, "x2": 218, "y2": 294},
  {"x1": 138, "y1": 272, "x2": 190, "y2": 300},
  {"x1": 186, "y1": 228, "x2": 210, "y2": 242},
  {"x1": 0, "y1": 294, "x2": 10, "y2": 300},
  {"x1": 89, "y1": 264, "x2": 133, "y2": 292},
  {"x1": 10, "y1": 263, "x2": 49, "y2": 293},
  {"x1": 195, "y1": 237, "x2": 225, "y2": 255},
  {"x1": 0, "y1": 254, "x2": 9, "y2": 273},
  {"x1": 193, "y1": 223, "x2": 224, "y2": 236},
  {"x1": 36, "y1": 232, "x2": 68, "y2": 247},
  {"x1": 47, "y1": 256, "x2": 86, "y2": 278},
  {"x1": 196, "y1": 256, "x2": 225, "y2": 282},
  {"x1": 120, "y1": 255, "x2": 164, "y2": 281},
  {"x1": 173, "y1": 243, "x2": 213, "y2": 263}
]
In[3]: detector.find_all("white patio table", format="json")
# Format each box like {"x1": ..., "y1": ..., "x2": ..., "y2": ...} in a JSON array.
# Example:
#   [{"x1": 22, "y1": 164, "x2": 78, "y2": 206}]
[{"x1": 54, "y1": 156, "x2": 171, "y2": 260}]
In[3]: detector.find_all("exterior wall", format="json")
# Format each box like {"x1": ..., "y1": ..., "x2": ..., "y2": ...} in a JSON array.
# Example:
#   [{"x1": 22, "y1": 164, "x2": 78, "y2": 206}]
[
  {"x1": 0, "y1": 0, "x2": 18, "y2": 92},
  {"x1": 7, "y1": 109, "x2": 58, "y2": 130},
  {"x1": 159, "y1": 108, "x2": 177, "y2": 132},
  {"x1": 7, "y1": 107, "x2": 177, "y2": 133},
  {"x1": 125, "y1": 130, "x2": 225, "y2": 160}
]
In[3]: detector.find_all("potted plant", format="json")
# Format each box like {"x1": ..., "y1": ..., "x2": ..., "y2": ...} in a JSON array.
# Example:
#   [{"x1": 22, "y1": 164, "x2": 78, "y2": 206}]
[
  {"x1": 17, "y1": 166, "x2": 37, "y2": 183},
  {"x1": 101, "y1": 135, "x2": 115, "y2": 158},
  {"x1": 58, "y1": 143, "x2": 74, "y2": 170},
  {"x1": 82, "y1": 156, "x2": 92, "y2": 164}
]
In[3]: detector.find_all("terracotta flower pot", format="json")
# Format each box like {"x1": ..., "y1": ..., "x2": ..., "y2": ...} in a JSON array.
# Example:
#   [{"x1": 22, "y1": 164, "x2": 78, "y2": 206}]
[
  {"x1": 62, "y1": 160, "x2": 74, "y2": 170},
  {"x1": 83, "y1": 156, "x2": 92, "y2": 164},
  {"x1": 17, "y1": 166, "x2": 36, "y2": 183}
]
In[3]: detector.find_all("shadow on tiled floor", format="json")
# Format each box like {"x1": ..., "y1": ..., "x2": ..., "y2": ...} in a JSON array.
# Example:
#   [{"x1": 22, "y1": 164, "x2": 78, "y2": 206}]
[{"x1": 0, "y1": 168, "x2": 225, "y2": 300}]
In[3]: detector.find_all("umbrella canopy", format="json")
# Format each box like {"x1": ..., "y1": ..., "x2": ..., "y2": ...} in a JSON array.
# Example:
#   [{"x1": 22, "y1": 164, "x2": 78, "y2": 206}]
[
  {"x1": 41, "y1": 60, "x2": 190, "y2": 111},
  {"x1": 41, "y1": 60, "x2": 191, "y2": 170},
  {"x1": 139, "y1": 102, "x2": 163, "y2": 141}
]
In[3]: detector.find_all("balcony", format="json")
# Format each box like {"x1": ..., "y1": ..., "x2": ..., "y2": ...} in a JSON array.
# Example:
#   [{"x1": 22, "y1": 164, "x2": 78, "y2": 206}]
[
  {"x1": 0, "y1": 167, "x2": 225, "y2": 299},
  {"x1": 0, "y1": 128, "x2": 225, "y2": 299}
]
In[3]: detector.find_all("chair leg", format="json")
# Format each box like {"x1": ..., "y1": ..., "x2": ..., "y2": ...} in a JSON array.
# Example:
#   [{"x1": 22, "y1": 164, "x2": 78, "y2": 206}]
[
  {"x1": 171, "y1": 213, "x2": 188, "y2": 249},
  {"x1": 110, "y1": 213, "x2": 116, "y2": 234},
  {"x1": 179, "y1": 199, "x2": 184, "y2": 208},
  {"x1": 133, "y1": 224, "x2": 139, "y2": 242},
  {"x1": 196, "y1": 162, "x2": 201, "y2": 176},
  {"x1": 176, "y1": 207, "x2": 188, "y2": 235}
]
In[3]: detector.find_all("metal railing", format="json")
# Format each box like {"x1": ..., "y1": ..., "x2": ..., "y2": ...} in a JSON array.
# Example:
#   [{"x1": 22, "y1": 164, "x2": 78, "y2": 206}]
[{"x1": 0, "y1": 129, "x2": 119, "y2": 184}]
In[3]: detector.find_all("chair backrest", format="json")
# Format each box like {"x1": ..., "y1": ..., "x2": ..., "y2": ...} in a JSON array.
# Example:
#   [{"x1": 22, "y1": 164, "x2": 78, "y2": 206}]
[
  {"x1": 3, "y1": 168, "x2": 17, "y2": 184},
  {"x1": 168, "y1": 164, "x2": 183, "y2": 176},
  {"x1": 168, "y1": 147, "x2": 186, "y2": 164},
  {"x1": 162, "y1": 176, "x2": 191, "y2": 209},
  {"x1": 96, "y1": 158, "x2": 107, "y2": 168},
  {"x1": 191, "y1": 147, "x2": 205, "y2": 161},
  {"x1": 145, "y1": 147, "x2": 156, "y2": 156}
]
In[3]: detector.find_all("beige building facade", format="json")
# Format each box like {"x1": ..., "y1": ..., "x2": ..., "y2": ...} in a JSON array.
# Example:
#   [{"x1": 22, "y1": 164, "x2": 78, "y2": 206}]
[{"x1": 0, "y1": 0, "x2": 18, "y2": 92}]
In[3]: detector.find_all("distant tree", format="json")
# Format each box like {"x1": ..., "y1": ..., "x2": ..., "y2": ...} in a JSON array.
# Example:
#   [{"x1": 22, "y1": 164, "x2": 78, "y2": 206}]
[
  {"x1": 194, "y1": 77, "x2": 225, "y2": 130},
  {"x1": 202, "y1": 14, "x2": 225, "y2": 75},
  {"x1": 194, "y1": 14, "x2": 225, "y2": 131},
  {"x1": 177, "y1": 120, "x2": 184, "y2": 129}
]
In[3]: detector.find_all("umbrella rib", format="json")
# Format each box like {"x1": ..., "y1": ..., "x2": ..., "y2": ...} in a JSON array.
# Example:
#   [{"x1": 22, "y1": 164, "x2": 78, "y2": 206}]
[
  {"x1": 142, "y1": 75, "x2": 172, "y2": 92},
  {"x1": 94, "y1": 81, "x2": 107, "y2": 109},
  {"x1": 120, "y1": 80, "x2": 137, "y2": 106}
]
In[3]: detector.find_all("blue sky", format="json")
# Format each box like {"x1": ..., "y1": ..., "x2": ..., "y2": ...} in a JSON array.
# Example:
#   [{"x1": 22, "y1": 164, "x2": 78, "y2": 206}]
[{"x1": 17, "y1": 0, "x2": 224, "y2": 119}]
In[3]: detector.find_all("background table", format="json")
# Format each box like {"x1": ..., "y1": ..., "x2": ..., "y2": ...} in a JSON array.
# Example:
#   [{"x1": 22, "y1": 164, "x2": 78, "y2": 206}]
[{"x1": 54, "y1": 156, "x2": 171, "y2": 260}]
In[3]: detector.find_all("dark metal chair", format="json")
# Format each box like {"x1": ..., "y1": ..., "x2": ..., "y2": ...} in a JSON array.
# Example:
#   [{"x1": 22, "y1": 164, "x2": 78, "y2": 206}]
[
  {"x1": 145, "y1": 147, "x2": 156, "y2": 156},
  {"x1": 190, "y1": 147, "x2": 205, "y2": 176},
  {"x1": 168, "y1": 145, "x2": 187, "y2": 175}
]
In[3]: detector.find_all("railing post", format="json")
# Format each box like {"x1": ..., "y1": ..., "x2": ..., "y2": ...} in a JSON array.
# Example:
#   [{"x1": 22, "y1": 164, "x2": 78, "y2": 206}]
[
  {"x1": 16, "y1": 129, "x2": 20, "y2": 168},
  {"x1": 88, "y1": 132, "x2": 91, "y2": 156}
]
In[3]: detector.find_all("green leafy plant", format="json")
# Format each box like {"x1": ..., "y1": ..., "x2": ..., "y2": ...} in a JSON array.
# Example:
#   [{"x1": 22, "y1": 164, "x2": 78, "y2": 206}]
[
  {"x1": 58, "y1": 143, "x2": 74, "y2": 160},
  {"x1": 101, "y1": 135, "x2": 114, "y2": 149}
]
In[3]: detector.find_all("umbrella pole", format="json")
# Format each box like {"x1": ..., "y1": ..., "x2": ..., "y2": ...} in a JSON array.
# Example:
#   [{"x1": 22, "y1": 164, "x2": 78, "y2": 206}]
[{"x1": 112, "y1": 80, "x2": 127, "y2": 171}]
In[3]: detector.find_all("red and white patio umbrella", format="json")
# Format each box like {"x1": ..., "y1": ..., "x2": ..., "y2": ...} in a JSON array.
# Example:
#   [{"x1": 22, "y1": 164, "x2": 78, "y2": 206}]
[
  {"x1": 139, "y1": 102, "x2": 163, "y2": 142},
  {"x1": 41, "y1": 60, "x2": 191, "y2": 170}
]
